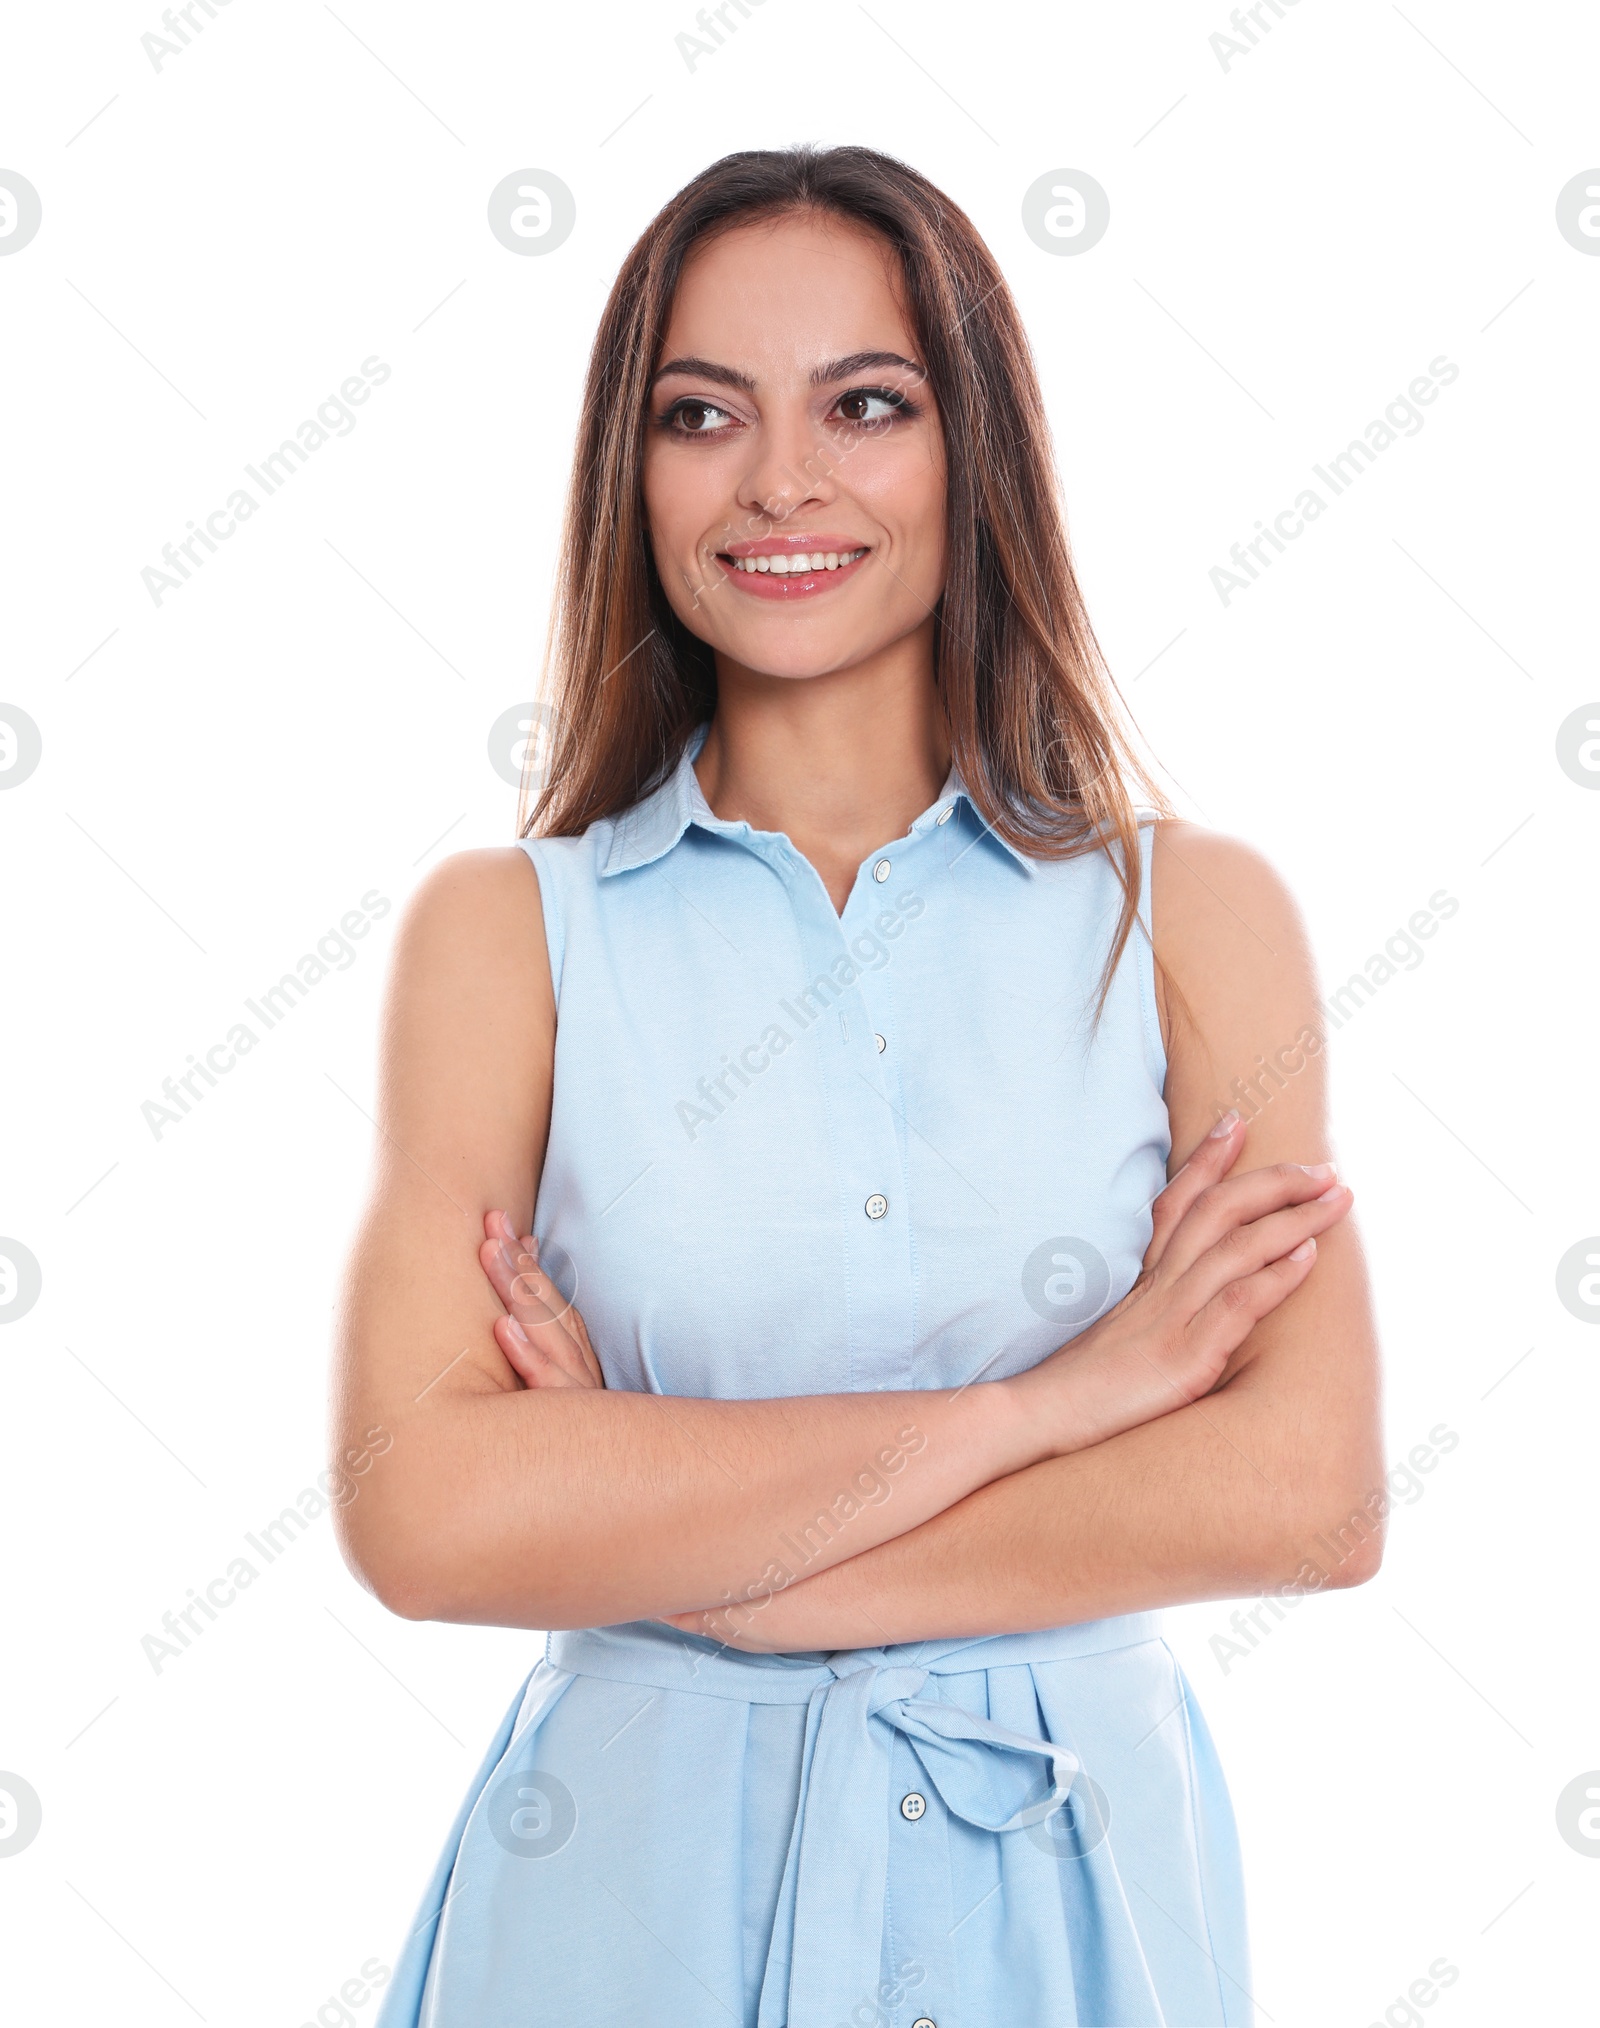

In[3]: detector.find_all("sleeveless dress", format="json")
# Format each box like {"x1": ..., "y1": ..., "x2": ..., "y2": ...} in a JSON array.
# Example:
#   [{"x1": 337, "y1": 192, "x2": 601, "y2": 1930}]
[{"x1": 374, "y1": 733, "x2": 1253, "y2": 2028}]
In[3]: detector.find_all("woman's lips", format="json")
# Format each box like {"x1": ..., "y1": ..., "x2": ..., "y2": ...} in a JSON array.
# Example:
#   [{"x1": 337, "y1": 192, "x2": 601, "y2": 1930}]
[{"x1": 714, "y1": 542, "x2": 873, "y2": 601}]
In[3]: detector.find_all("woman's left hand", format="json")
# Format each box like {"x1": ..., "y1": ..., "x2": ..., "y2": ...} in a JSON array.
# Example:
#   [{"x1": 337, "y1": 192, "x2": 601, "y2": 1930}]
[{"x1": 478, "y1": 1210, "x2": 605, "y2": 1390}]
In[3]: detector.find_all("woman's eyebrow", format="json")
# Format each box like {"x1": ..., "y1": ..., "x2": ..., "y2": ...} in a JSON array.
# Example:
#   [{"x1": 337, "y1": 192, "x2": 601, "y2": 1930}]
[
  {"x1": 648, "y1": 350, "x2": 926, "y2": 393},
  {"x1": 809, "y1": 350, "x2": 925, "y2": 386},
  {"x1": 650, "y1": 356, "x2": 756, "y2": 394}
]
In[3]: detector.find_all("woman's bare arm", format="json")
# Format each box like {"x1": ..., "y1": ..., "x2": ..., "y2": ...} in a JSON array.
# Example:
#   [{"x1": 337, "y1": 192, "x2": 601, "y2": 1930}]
[
  {"x1": 666, "y1": 822, "x2": 1386, "y2": 1649},
  {"x1": 331, "y1": 840, "x2": 1348, "y2": 1631}
]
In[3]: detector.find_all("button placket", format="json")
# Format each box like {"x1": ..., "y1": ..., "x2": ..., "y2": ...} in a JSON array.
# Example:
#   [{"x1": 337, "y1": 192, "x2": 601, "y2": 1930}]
[
  {"x1": 841, "y1": 850, "x2": 901, "y2": 1247},
  {"x1": 787, "y1": 863, "x2": 911, "y2": 1391}
]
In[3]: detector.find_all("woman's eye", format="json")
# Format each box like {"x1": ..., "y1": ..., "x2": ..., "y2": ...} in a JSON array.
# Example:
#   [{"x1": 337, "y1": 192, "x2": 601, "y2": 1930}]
[
  {"x1": 833, "y1": 389, "x2": 906, "y2": 426},
  {"x1": 660, "y1": 387, "x2": 912, "y2": 435},
  {"x1": 667, "y1": 399, "x2": 736, "y2": 435}
]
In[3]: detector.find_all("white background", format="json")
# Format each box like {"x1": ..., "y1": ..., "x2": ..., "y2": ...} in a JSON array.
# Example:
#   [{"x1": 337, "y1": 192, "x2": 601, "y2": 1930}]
[{"x1": 2, "y1": 2, "x2": 1597, "y2": 2022}]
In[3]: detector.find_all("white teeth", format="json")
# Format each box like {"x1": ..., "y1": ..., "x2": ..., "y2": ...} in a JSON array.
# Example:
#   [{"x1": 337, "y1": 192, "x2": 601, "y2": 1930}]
[{"x1": 729, "y1": 547, "x2": 866, "y2": 574}]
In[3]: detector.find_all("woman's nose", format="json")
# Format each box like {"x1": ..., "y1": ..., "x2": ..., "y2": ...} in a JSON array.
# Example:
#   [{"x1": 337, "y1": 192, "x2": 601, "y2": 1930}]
[{"x1": 734, "y1": 404, "x2": 842, "y2": 525}]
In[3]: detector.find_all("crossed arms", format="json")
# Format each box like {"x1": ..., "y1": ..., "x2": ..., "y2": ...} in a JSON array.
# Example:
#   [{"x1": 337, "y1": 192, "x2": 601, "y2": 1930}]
[{"x1": 331, "y1": 827, "x2": 1384, "y2": 1648}]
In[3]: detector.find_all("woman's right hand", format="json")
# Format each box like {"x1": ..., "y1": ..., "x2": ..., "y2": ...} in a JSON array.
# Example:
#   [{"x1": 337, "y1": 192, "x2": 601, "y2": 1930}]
[
  {"x1": 1012, "y1": 1111, "x2": 1353, "y2": 1454},
  {"x1": 477, "y1": 1210, "x2": 605, "y2": 1390}
]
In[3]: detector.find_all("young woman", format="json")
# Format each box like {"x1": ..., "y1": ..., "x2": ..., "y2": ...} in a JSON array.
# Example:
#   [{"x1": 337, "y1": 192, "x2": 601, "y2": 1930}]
[{"x1": 335, "y1": 145, "x2": 1381, "y2": 2028}]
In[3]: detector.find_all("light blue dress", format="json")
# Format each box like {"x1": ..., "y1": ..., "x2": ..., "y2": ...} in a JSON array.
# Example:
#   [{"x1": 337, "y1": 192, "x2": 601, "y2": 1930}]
[{"x1": 375, "y1": 732, "x2": 1253, "y2": 2027}]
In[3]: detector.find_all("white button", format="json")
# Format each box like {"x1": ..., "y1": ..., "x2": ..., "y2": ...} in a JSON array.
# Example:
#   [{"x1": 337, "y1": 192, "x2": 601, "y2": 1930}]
[
  {"x1": 872, "y1": 858, "x2": 891, "y2": 882},
  {"x1": 864, "y1": 1193, "x2": 888, "y2": 1220},
  {"x1": 935, "y1": 804, "x2": 953, "y2": 825},
  {"x1": 874, "y1": 1032, "x2": 886, "y2": 1054},
  {"x1": 912, "y1": 2018, "x2": 936, "y2": 2028},
  {"x1": 900, "y1": 1791, "x2": 926, "y2": 1820}
]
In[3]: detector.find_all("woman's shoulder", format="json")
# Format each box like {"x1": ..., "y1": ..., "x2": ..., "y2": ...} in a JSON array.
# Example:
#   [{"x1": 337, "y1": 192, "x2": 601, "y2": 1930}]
[
  {"x1": 386, "y1": 846, "x2": 555, "y2": 1021},
  {"x1": 399, "y1": 825, "x2": 612, "y2": 928},
  {"x1": 1146, "y1": 816, "x2": 1322, "y2": 1091},
  {"x1": 1147, "y1": 816, "x2": 1311, "y2": 959},
  {"x1": 403, "y1": 844, "x2": 545, "y2": 924}
]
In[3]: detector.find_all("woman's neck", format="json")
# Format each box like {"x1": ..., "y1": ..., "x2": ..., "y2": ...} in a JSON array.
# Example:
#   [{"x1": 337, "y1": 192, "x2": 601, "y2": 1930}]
[{"x1": 693, "y1": 629, "x2": 950, "y2": 915}]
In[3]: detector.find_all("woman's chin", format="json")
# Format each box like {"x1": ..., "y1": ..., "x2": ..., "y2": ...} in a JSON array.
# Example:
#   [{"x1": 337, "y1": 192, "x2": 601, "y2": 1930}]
[{"x1": 710, "y1": 636, "x2": 906, "y2": 688}]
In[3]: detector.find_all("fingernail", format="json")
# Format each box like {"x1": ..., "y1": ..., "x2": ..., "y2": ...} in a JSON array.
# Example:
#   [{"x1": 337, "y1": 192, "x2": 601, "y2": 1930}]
[
  {"x1": 1300, "y1": 1162, "x2": 1335, "y2": 1181},
  {"x1": 1316, "y1": 1183, "x2": 1347, "y2": 1202},
  {"x1": 1289, "y1": 1237, "x2": 1316, "y2": 1260},
  {"x1": 1209, "y1": 1109, "x2": 1240, "y2": 1138},
  {"x1": 507, "y1": 1316, "x2": 529, "y2": 1344}
]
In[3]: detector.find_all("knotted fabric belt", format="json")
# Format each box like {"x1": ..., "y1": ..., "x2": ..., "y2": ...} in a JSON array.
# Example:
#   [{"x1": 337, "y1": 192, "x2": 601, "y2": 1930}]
[{"x1": 545, "y1": 1614, "x2": 1163, "y2": 2027}]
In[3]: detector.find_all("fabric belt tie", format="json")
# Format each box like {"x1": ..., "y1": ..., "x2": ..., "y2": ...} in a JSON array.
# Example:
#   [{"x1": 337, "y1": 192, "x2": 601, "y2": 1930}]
[{"x1": 545, "y1": 1615, "x2": 1163, "y2": 2028}]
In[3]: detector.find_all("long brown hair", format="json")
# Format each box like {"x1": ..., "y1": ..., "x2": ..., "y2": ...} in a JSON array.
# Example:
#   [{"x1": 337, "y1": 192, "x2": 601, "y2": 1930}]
[{"x1": 520, "y1": 144, "x2": 1173, "y2": 1017}]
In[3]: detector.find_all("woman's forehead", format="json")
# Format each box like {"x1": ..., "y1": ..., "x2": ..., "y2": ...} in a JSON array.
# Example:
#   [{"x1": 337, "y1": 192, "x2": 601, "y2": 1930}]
[{"x1": 659, "y1": 215, "x2": 916, "y2": 370}]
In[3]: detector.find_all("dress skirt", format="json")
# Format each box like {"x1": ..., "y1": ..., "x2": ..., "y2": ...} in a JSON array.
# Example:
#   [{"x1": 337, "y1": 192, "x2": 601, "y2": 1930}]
[{"x1": 374, "y1": 1615, "x2": 1252, "y2": 2027}]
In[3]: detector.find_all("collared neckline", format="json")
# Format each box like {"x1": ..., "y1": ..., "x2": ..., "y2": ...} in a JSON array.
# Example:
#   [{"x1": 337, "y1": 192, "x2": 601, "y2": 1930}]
[{"x1": 598, "y1": 725, "x2": 1035, "y2": 878}]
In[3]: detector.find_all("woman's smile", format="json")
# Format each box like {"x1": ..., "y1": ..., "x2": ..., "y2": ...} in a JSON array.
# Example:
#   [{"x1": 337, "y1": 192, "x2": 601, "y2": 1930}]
[{"x1": 714, "y1": 534, "x2": 873, "y2": 598}]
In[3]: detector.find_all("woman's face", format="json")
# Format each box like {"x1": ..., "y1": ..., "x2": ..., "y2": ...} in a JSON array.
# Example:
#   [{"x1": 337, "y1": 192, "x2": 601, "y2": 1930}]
[{"x1": 641, "y1": 210, "x2": 947, "y2": 684}]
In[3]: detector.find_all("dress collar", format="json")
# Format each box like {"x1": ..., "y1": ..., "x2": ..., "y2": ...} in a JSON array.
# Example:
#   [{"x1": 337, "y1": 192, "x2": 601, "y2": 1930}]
[{"x1": 598, "y1": 726, "x2": 1034, "y2": 877}]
